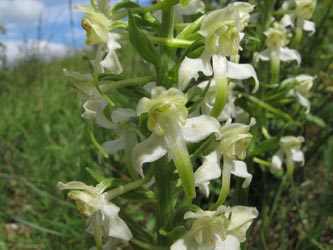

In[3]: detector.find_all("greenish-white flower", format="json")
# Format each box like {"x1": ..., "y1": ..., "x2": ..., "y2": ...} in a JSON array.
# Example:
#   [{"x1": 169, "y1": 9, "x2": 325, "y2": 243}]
[
  {"x1": 194, "y1": 119, "x2": 255, "y2": 197},
  {"x1": 171, "y1": 205, "x2": 258, "y2": 250},
  {"x1": 287, "y1": 74, "x2": 315, "y2": 113},
  {"x1": 280, "y1": 0, "x2": 316, "y2": 35},
  {"x1": 63, "y1": 69, "x2": 112, "y2": 128},
  {"x1": 132, "y1": 87, "x2": 223, "y2": 198},
  {"x1": 272, "y1": 136, "x2": 305, "y2": 176},
  {"x1": 199, "y1": 2, "x2": 254, "y2": 57},
  {"x1": 256, "y1": 22, "x2": 301, "y2": 66},
  {"x1": 57, "y1": 181, "x2": 132, "y2": 241},
  {"x1": 76, "y1": 4, "x2": 111, "y2": 45}
]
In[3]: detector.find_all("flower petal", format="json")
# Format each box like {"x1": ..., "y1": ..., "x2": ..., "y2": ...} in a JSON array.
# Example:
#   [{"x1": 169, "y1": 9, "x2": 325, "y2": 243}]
[
  {"x1": 100, "y1": 197, "x2": 133, "y2": 240},
  {"x1": 231, "y1": 160, "x2": 252, "y2": 188},
  {"x1": 271, "y1": 150, "x2": 284, "y2": 173},
  {"x1": 132, "y1": 134, "x2": 167, "y2": 177},
  {"x1": 102, "y1": 135, "x2": 126, "y2": 155},
  {"x1": 178, "y1": 55, "x2": 213, "y2": 90},
  {"x1": 279, "y1": 47, "x2": 301, "y2": 66},
  {"x1": 303, "y1": 20, "x2": 315, "y2": 35},
  {"x1": 182, "y1": 115, "x2": 222, "y2": 142},
  {"x1": 226, "y1": 60, "x2": 259, "y2": 93},
  {"x1": 228, "y1": 206, "x2": 258, "y2": 242}
]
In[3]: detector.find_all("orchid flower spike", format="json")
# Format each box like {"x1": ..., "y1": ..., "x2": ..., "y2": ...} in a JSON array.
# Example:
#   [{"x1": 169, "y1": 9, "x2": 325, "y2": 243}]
[
  {"x1": 171, "y1": 205, "x2": 258, "y2": 250},
  {"x1": 57, "y1": 181, "x2": 132, "y2": 246},
  {"x1": 271, "y1": 136, "x2": 305, "y2": 177},
  {"x1": 132, "y1": 87, "x2": 223, "y2": 199}
]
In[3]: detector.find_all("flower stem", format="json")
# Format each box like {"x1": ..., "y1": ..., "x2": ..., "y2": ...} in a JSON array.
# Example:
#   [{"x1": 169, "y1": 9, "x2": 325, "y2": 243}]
[
  {"x1": 106, "y1": 168, "x2": 154, "y2": 200},
  {"x1": 210, "y1": 158, "x2": 232, "y2": 210}
]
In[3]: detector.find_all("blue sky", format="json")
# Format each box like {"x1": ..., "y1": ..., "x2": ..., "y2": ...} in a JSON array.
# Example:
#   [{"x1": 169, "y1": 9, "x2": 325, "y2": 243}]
[{"x1": 0, "y1": 0, "x2": 88, "y2": 63}]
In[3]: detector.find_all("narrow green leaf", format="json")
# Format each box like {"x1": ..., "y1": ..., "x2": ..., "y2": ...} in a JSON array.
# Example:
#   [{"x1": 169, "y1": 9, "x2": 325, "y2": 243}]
[
  {"x1": 305, "y1": 113, "x2": 326, "y2": 128},
  {"x1": 128, "y1": 10, "x2": 160, "y2": 66},
  {"x1": 85, "y1": 167, "x2": 106, "y2": 182},
  {"x1": 248, "y1": 136, "x2": 281, "y2": 157},
  {"x1": 241, "y1": 93, "x2": 292, "y2": 120}
]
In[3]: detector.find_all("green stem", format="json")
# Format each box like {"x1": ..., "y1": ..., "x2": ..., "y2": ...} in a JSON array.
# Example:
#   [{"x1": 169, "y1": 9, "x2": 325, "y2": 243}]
[
  {"x1": 88, "y1": 121, "x2": 109, "y2": 158},
  {"x1": 293, "y1": 17, "x2": 303, "y2": 47},
  {"x1": 210, "y1": 69, "x2": 228, "y2": 118},
  {"x1": 106, "y1": 168, "x2": 154, "y2": 200},
  {"x1": 268, "y1": 174, "x2": 287, "y2": 221},
  {"x1": 156, "y1": 5, "x2": 175, "y2": 86},
  {"x1": 270, "y1": 50, "x2": 280, "y2": 85},
  {"x1": 154, "y1": 157, "x2": 174, "y2": 246},
  {"x1": 238, "y1": 92, "x2": 292, "y2": 120},
  {"x1": 210, "y1": 158, "x2": 232, "y2": 210},
  {"x1": 93, "y1": 218, "x2": 103, "y2": 250},
  {"x1": 148, "y1": 36, "x2": 194, "y2": 48},
  {"x1": 112, "y1": 0, "x2": 179, "y2": 21},
  {"x1": 102, "y1": 75, "x2": 156, "y2": 90},
  {"x1": 253, "y1": 157, "x2": 271, "y2": 168},
  {"x1": 162, "y1": 116, "x2": 195, "y2": 199}
]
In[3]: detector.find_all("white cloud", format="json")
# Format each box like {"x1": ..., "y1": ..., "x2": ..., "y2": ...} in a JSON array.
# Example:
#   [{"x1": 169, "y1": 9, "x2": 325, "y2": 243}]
[
  {"x1": 0, "y1": 0, "x2": 46, "y2": 27},
  {"x1": 2, "y1": 39, "x2": 71, "y2": 64}
]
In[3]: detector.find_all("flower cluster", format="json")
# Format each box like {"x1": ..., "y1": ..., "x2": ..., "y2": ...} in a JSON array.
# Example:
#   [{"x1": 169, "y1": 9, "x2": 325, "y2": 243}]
[{"x1": 58, "y1": 0, "x2": 316, "y2": 249}]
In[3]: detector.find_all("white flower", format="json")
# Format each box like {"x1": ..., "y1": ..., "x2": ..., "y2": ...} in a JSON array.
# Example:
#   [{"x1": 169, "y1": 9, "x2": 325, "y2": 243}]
[
  {"x1": 76, "y1": 4, "x2": 111, "y2": 45},
  {"x1": 132, "y1": 87, "x2": 222, "y2": 198},
  {"x1": 287, "y1": 74, "x2": 315, "y2": 113},
  {"x1": 102, "y1": 108, "x2": 137, "y2": 155},
  {"x1": 170, "y1": 205, "x2": 258, "y2": 250},
  {"x1": 194, "y1": 119, "x2": 255, "y2": 197},
  {"x1": 98, "y1": 33, "x2": 123, "y2": 74},
  {"x1": 63, "y1": 69, "x2": 112, "y2": 128},
  {"x1": 178, "y1": 54, "x2": 258, "y2": 119},
  {"x1": 174, "y1": 0, "x2": 205, "y2": 22},
  {"x1": 57, "y1": 181, "x2": 132, "y2": 241},
  {"x1": 198, "y1": 2, "x2": 254, "y2": 57},
  {"x1": 281, "y1": 0, "x2": 316, "y2": 35},
  {"x1": 271, "y1": 136, "x2": 305, "y2": 176},
  {"x1": 256, "y1": 22, "x2": 301, "y2": 66}
]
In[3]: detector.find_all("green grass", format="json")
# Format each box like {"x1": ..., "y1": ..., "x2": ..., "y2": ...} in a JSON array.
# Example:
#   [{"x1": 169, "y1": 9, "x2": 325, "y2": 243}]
[{"x1": 0, "y1": 52, "x2": 101, "y2": 249}]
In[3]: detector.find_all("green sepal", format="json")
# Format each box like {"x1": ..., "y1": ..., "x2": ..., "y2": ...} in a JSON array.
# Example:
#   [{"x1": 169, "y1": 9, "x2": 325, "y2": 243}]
[
  {"x1": 85, "y1": 167, "x2": 107, "y2": 182},
  {"x1": 128, "y1": 10, "x2": 160, "y2": 66},
  {"x1": 248, "y1": 135, "x2": 281, "y2": 157}
]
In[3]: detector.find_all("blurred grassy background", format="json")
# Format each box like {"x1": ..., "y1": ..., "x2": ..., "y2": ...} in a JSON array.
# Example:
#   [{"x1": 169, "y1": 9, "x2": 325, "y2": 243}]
[{"x1": 1, "y1": 1, "x2": 333, "y2": 249}]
